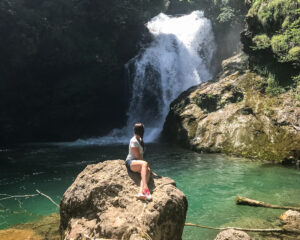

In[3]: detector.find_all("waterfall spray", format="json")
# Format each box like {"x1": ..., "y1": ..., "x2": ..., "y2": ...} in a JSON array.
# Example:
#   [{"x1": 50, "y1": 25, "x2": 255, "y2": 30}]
[{"x1": 68, "y1": 11, "x2": 216, "y2": 146}]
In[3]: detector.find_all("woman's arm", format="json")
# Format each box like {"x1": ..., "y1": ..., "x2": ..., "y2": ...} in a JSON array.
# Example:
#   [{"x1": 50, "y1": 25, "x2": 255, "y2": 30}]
[{"x1": 131, "y1": 147, "x2": 143, "y2": 160}]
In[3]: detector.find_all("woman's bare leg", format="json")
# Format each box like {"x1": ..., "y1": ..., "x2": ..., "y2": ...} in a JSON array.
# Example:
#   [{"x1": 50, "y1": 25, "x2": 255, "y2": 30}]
[
  {"x1": 146, "y1": 167, "x2": 151, "y2": 186},
  {"x1": 130, "y1": 160, "x2": 149, "y2": 193}
]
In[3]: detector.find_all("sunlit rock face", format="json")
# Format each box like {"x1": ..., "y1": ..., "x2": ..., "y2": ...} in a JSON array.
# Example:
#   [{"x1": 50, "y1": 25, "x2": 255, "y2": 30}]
[{"x1": 163, "y1": 53, "x2": 300, "y2": 163}]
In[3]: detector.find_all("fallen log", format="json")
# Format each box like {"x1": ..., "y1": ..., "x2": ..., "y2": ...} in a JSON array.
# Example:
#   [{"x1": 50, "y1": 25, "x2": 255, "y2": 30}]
[
  {"x1": 0, "y1": 190, "x2": 59, "y2": 208},
  {"x1": 185, "y1": 223, "x2": 300, "y2": 234},
  {"x1": 184, "y1": 223, "x2": 284, "y2": 233},
  {"x1": 236, "y1": 196, "x2": 300, "y2": 211},
  {"x1": 36, "y1": 189, "x2": 59, "y2": 208}
]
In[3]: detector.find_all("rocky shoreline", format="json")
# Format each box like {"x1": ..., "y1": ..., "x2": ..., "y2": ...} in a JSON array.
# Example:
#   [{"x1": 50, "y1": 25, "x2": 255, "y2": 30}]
[
  {"x1": 163, "y1": 53, "x2": 300, "y2": 164},
  {"x1": 1, "y1": 160, "x2": 300, "y2": 240}
]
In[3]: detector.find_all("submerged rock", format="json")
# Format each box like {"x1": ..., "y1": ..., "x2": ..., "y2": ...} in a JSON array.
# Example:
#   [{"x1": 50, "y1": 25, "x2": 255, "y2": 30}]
[
  {"x1": 280, "y1": 210, "x2": 300, "y2": 235},
  {"x1": 0, "y1": 213, "x2": 60, "y2": 240},
  {"x1": 60, "y1": 160, "x2": 187, "y2": 240},
  {"x1": 0, "y1": 229, "x2": 42, "y2": 240},
  {"x1": 215, "y1": 229, "x2": 251, "y2": 240},
  {"x1": 163, "y1": 53, "x2": 300, "y2": 163}
]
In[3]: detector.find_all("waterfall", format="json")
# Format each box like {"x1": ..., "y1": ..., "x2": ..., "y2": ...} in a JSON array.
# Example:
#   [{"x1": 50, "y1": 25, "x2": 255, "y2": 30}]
[{"x1": 66, "y1": 11, "x2": 216, "y2": 146}]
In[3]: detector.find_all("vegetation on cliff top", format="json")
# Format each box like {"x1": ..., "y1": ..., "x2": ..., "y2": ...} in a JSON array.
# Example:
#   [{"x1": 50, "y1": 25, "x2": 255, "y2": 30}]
[{"x1": 242, "y1": 0, "x2": 300, "y2": 95}]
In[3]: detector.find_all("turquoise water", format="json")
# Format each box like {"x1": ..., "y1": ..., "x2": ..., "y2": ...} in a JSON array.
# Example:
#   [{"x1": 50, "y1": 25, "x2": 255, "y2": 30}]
[{"x1": 0, "y1": 143, "x2": 300, "y2": 239}]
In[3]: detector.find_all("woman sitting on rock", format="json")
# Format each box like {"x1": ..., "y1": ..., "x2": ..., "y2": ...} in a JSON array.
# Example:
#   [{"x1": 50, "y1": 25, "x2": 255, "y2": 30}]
[{"x1": 125, "y1": 123, "x2": 152, "y2": 200}]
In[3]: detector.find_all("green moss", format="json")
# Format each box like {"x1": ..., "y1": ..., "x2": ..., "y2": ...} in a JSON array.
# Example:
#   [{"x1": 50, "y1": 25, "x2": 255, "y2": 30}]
[
  {"x1": 282, "y1": 16, "x2": 290, "y2": 29},
  {"x1": 288, "y1": 46, "x2": 300, "y2": 61},
  {"x1": 265, "y1": 73, "x2": 285, "y2": 96},
  {"x1": 217, "y1": 6, "x2": 235, "y2": 23},
  {"x1": 271, "y1": 22, "x2": 300, "y2": 64},
  {"x1": 252, "y1": 34, "x2": 271, "y2": 50},
  {"x1": 292, "y1": 74, "x2": 300, "y2": 85},
  {"x1": 249, "y1": 0, "x2": 297, "y2": 31},
  {"x1": 271, "y1": 34, "x2": 289, "y2": 57},
  {"x1": 222, "y1": 120, "x2": 295, "y2": 162}
]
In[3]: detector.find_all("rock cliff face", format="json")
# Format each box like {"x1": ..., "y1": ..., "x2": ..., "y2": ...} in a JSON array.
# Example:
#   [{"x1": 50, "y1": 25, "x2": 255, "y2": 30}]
[
  {"x1": 163, "y1": 53, "x2": 300, "y2": 163},
  {"x1": 60, "y1": 160, "x2": 187, "y2": 240}
]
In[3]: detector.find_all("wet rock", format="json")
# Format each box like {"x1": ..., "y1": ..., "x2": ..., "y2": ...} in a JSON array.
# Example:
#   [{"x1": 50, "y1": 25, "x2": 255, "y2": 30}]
[
  {"x1": 163, "y1": 53, "x2": 300, "y2": 163},
  {"x1": 60, "y1": 160, "x2": 187, "y2": 240},
  {"x1": 215, "y1": 229, "x2": 251, "y2": 240},
  {"x1": 280, "y1": 210, "x2": 300, "y2": 235}
]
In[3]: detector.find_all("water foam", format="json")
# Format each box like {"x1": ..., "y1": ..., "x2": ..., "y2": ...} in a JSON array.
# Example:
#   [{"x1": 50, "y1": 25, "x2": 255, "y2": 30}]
[{"x1": 63, "y1": 11, "x2": 216, "y2": 146}]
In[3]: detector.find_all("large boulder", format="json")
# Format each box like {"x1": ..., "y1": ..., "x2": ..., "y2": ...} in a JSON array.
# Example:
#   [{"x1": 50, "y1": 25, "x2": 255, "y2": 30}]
[
  {"x1": 163, "y1": 53, "x2": 300, "y2": 163},
  {"x1": 215, "y1": 229, "x2": 251, "y2": 240},
  {"x1": 60, "y1": 160, "x2": 188, "y2": 240}
]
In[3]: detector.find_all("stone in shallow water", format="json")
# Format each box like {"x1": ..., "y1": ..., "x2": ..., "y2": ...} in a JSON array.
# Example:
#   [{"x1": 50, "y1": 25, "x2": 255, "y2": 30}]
[
  {"x1": 0, "y1": 213, "x2": 61, "y2": 240},
  {"x1": 280, "y1": 210, "x2": 300, "y2": 234},
  {"x1": 60, "y1": 160, "x2": 188, "y2": 240},
  {"x1": 0, "y1": 229, "x2": 42, "y2": 240},
  {"x1": 215, "y1": 229, "x2": 251, "y2": 240}
]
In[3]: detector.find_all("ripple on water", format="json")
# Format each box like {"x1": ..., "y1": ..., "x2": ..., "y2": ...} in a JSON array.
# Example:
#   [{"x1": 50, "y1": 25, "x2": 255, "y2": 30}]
[{"x1": 0, "y1": 143, "x2": 299, "y2": 240}]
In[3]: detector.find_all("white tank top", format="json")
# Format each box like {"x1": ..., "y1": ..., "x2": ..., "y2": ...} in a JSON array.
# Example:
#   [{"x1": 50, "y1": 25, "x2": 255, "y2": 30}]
[{"x1": 126, "y1": 136, "x2": 144, "y2": 161}]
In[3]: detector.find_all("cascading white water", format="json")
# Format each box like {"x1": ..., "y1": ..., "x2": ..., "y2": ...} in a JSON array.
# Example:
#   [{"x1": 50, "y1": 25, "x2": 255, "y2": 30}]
[{"x1": 66, "y1": 11, "x2": 216, "y2": 146}]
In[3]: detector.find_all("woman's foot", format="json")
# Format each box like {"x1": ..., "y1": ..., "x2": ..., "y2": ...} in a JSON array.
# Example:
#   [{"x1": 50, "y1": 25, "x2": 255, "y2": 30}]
[
  {"x1": 136, "y1": 192, "x2": 146, "y2": 200},
  {"x1": 143, "y1": 189, "x2": 152, "y2": 201}
]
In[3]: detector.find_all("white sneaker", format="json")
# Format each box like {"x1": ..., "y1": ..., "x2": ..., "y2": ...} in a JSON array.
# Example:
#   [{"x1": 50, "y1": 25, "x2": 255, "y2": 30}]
[
  {"x1": 136, "y1": 192, "x2": 146, "y2": 200},
  {"x1": 144, "y1": 189, "x2": 152, "y2": 201}
]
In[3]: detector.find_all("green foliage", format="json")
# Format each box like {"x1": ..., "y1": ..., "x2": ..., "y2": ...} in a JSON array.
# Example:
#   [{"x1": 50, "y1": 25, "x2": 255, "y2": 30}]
[
  {"x1": 249, "y1": 0, "x2": 297, "y2": 32},
  {"x1": 217, "y1": 6, "x2": 235, "y2": 23},
  {"x1": 271, "y1": 34, "x2": 289, "y2": 58},
  {"x1": 247, "y1": 0, "x2": 300, "y2": 65},
  {"x1": 242, "y1": 0, "x2": 300, "y2": 89},
  {"x1": 176, "y1": 0, "x2": 247, "y2": 25},
  {"x1": 270, "y1": 17, "x2": 300, "y2": 65},
  {"x1": 265, "y1": 73, "x2": 285, "y2": 96},
  {"x1": 292, "y1": 74, "x2": 300, "y2": 85},
  {"x1": 252, "y1": 34, "x2": 271, "y2": 50}
]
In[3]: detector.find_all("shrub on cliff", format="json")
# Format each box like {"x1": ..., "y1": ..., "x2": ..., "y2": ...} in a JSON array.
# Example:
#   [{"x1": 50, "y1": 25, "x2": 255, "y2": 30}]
[{"x1": 241, "y1": 0, "x2": 300, "y2": 93}]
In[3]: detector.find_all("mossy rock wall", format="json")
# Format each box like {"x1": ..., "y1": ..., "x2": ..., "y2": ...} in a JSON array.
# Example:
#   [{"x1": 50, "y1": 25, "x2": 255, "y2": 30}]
[{"x1": 163, "y1": 53, "x2": 300, "y2": 163}]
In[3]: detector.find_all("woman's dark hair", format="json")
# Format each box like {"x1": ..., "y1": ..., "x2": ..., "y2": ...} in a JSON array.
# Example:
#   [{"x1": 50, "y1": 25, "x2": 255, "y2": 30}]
[{"x1": 134, "y1": 123, "x2": 144, "y2": 150}]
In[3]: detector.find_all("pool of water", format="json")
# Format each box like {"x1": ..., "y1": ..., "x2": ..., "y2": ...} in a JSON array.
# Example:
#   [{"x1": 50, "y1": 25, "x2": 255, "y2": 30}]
[{"x1": 0, "y1": 143, "x2": 300, "y2": 239}]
